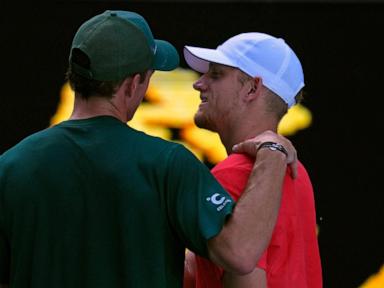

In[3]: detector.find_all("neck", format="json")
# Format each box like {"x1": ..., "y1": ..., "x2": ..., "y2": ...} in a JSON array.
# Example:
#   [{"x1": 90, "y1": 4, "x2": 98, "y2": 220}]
[
  {"x1": 70, "y1": 95, "x2": 127, "y2": 123},
  {"x1": 218, "y1": 115, "x2": 279, "y2": 155}
]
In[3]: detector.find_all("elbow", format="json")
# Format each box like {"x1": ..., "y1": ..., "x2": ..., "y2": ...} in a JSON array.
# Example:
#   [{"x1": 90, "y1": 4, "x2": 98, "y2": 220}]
[
  {"x1": 223, "y1": 260, "x2": 256, "y2": 275},
  {"x1": 224, "y1": 249, "x2": 258, "y2": 275},
  {"x1": 208, "y1": 238, "x2": 258, "y2": 275}
]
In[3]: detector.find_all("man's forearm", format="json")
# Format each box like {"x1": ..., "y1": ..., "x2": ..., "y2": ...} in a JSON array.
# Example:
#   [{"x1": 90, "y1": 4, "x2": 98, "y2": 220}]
[{"x1": 208, "y1": 149, "x2": 286, "y2": 274}]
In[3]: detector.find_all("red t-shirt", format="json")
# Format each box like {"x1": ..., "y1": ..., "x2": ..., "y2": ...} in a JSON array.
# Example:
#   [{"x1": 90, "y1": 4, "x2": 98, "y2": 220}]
[{"x1": 194, "y1": 153, "x2": 322, "y2": 288}]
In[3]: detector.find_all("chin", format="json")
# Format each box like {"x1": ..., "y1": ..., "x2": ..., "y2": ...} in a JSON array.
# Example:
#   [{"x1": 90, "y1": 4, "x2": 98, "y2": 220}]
[{"x1": 194, "y1": 113, "x2": 216, "y2": 132}]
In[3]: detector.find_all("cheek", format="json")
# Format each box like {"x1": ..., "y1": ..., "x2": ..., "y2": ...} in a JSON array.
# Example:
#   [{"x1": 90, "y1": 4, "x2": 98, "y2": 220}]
[{"x1": 216, "y1": 92, "x2": 234, "y2": 111}]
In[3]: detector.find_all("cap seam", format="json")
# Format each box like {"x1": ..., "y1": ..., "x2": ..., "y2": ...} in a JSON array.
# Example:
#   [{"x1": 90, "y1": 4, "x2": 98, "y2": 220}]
[
  {"x1": 77, "y1": 16, "x2": 110, "y2": 49},
  {"x1": 276, "y1": 43, "x2": 291, "y2": 78}
]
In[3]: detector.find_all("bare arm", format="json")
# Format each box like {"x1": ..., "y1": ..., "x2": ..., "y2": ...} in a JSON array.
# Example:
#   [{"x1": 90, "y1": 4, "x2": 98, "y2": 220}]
[
  {"x1": 207, "y1": 131, "x2": 296, "y2": 274},
  {"x1": 0, "y1": 284, "x2": 9, "y2": 288},
  {"x1": 223, "y1": 268, "x2": 267, "y2": 288}
]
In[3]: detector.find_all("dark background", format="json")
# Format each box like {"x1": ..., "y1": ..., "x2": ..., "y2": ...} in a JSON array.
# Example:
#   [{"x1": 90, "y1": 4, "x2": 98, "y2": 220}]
[{"x1": 1, "y1": 1, "x2": 383, "y2": 287}]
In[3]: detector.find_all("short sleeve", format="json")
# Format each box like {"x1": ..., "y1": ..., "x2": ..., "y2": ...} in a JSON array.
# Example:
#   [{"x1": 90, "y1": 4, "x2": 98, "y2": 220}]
[{"x1": 164, "y1": 145, "x2": 235, "y2": 258}]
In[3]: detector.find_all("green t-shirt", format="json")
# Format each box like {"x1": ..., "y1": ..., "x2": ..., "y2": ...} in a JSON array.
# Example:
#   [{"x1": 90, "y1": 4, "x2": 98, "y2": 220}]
[{"x1": 0, "y1": 116, "x2": 234, "y2": 287}]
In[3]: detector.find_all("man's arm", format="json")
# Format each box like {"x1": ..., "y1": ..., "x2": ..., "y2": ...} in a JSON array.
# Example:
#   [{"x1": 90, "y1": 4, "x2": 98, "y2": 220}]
[
  {"x1": 0, "y1": 284, "x2": 9, "y2": 288},
  {"x1": 207, "y1": 131, "x2": 296, "y2": 274}
]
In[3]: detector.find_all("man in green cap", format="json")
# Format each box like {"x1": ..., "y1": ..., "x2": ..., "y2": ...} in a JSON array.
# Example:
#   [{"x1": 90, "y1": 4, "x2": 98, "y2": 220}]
[{"x1": 0, "y1": 10, "x2": 297, "y2": 288}]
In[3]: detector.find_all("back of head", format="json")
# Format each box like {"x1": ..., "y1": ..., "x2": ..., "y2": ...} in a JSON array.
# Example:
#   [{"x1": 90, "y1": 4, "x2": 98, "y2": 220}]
[
  {"x1": 184, "y1": 32, "x2": 304, "y2": 108},
  {"x1": 68, "y1": 10, "x2": 180, "y2": 84}
]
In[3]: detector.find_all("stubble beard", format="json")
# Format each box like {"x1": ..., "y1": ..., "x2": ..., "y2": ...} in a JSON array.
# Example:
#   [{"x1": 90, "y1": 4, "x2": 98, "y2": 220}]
[{"x1": 194, "y1": 111, "x2": 216, "y2": 132}]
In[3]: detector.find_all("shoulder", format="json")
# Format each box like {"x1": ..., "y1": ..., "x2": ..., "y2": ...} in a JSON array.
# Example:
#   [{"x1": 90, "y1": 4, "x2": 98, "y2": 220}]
[
  {"x1": 285, "y1": 160, "x2": 312, "y2": 184},
  {"x1": 211, "y1": 154, "x2": 255, "y2": 200},
  {"x1": 282, "y1": 160, "x2": 314, "y2": 200},
  {"x1": 127, "y1": 130, "x2": 203, "y2": 172},
  {"x1": 212, "y1": 153, "x2": 254, "y2": 174},
  {"x1": 0, "y1": 127, "x2": 53, "y2": 161},
  {"x1": 128, "y1": 127, "x2": 182, "y2": 154}
]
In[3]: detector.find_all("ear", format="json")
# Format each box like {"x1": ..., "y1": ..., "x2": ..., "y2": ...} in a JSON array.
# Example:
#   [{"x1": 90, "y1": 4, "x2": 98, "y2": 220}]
[
  {"x1": 122, "y1": 73, "x2": 141, "y2": 99},
  {"x1": 118, "y1": 74, "x2": 139, "y2": 106},
  {"x1": 244, "y1": 77, "x2": 263, "y2": 102}
]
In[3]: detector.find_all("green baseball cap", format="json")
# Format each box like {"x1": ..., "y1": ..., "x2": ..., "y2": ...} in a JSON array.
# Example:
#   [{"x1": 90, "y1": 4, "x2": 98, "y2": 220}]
[{"x1": 69, "y1": 10, "x2": 179, "y2": 81}]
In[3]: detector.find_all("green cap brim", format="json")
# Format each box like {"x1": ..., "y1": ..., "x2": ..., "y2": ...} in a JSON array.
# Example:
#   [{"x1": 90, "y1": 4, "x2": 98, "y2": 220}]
[{"x1": 153, "y1": 40, "x2": 180, "y2": 71}]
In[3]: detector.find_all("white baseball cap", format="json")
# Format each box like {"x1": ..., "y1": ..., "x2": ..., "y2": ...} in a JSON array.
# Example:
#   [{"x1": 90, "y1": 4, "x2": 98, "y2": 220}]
[{"x1": 184, "y1": 32, "x2": 304, "y2": 108}]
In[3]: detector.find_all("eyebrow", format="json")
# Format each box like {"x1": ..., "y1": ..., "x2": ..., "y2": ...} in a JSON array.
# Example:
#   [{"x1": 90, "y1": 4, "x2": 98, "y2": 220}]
[
  {"x1": 209, "y1": 63, "x2": 224, "y2": 71},
  {"x1": 209, "y1": 62, "x2": 219, "y2": 68}
]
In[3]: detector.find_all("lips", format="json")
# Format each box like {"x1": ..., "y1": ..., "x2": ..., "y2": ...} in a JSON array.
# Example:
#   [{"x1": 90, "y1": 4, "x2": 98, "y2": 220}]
[{"x1": 200, "y1": 95, "x2": 208, "y2": 103}]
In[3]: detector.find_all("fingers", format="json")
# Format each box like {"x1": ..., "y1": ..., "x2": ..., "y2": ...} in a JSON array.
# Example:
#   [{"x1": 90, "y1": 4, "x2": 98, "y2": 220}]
[
  {"x1": 232, "y1": 131, "x2": 299, "y2": 179},
  {"x1": 289, "y1": 150, "x2": 298, "y2": 179},
  {"x1": 232, "y1": 140, "x2": 260, "y2": 155},
  {"x1": 283, "y1": 138, "x2": 298, "y2": 178}
]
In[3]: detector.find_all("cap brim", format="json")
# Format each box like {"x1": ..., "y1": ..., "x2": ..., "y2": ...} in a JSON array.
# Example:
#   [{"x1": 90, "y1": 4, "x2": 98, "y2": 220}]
[
  {"x1": 152, "y1": 40, "x2": 180, "y2": 71},
  {"x1": 183, "y1": 46, "x2": 236, "y2": 73}
]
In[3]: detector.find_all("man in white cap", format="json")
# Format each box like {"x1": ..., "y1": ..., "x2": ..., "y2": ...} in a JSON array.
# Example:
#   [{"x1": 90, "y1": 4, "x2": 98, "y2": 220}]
[{"x1": 183, "y1": 32, "x2": 322, "y2": 287}]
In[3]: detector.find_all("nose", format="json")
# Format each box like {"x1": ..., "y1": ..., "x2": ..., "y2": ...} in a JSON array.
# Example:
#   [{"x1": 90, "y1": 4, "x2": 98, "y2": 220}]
[{"x1": 193, "y1": 75, "x2": 207, "y2": 91}]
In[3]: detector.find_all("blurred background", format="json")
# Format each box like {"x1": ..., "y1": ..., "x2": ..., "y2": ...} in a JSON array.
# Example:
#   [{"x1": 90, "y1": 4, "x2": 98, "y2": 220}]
[{"x1": 1, "y1": 0, "x2": 383, "y2": 287}]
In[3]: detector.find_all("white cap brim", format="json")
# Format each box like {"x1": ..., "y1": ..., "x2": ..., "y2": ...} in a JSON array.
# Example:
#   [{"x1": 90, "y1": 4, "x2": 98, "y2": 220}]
[{"x1": 183, "y1": 46, "x2": 236, "y2": 73}]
